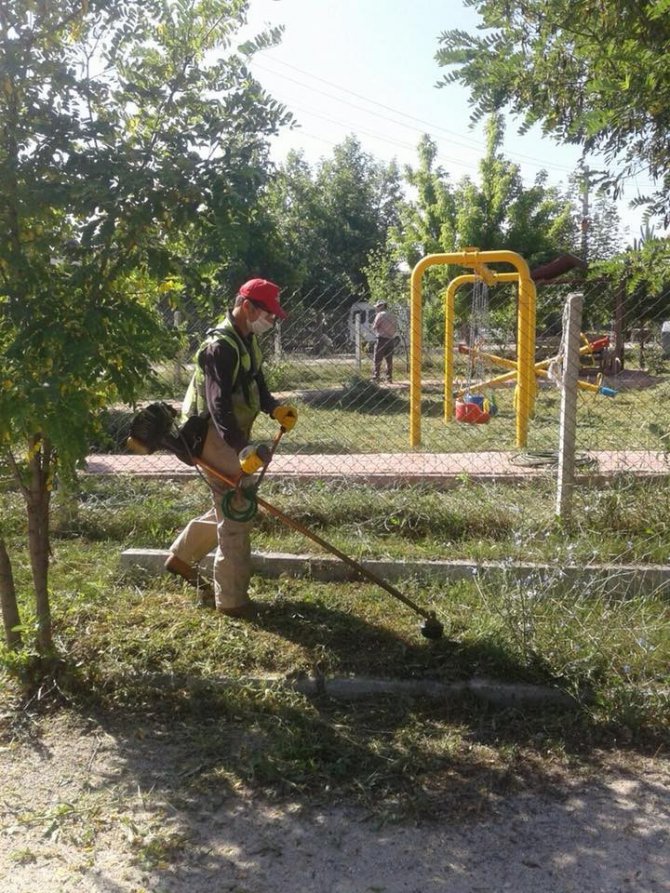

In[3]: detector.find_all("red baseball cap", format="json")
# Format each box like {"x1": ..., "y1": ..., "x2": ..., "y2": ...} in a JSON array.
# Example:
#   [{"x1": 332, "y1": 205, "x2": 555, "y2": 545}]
[{"x1": 238, "y1": 278, "x2": 287, "y2": 319}]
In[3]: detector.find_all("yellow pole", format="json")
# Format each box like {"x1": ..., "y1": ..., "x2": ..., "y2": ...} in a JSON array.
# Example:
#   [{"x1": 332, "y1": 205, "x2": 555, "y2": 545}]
[
  {"x1": 516, "y1": 270, "x2": 535, "y2": 447},
  {"x1": 409, "y1": 261, "x2": 427, "y2": 447},
  {"x1": 410, "y1": 253, "x2": 463, "y2": 446}
]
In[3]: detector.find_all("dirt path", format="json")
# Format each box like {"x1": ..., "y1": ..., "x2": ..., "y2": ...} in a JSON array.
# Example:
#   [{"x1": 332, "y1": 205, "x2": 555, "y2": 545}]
[{"x1": 2, "y1": 714, "x2": 668, "y2": 893}]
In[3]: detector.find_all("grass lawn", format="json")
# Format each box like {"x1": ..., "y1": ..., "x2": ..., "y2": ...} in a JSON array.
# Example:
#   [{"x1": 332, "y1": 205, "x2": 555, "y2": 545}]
[{"x1": 1, "y1": 474, "x2": 668, "y2": 819}]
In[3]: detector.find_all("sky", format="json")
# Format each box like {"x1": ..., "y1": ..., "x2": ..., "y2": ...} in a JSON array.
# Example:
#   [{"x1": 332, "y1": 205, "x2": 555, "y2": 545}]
[{"x1": 241, "y1": 0, "x2": 660, "y2": 242}]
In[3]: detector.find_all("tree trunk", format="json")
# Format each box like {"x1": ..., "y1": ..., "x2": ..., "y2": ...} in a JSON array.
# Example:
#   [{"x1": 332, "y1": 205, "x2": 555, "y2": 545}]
[
  {"x1": 0, "y1": 537, "x2": 21, "y2": 650},
  {"x1": 26, "y1": 438, "x2": 53, "y2": 654}
]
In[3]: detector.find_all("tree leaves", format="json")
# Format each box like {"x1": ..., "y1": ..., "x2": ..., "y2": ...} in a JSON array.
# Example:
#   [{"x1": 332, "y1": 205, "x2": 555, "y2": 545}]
[
  {"x1": 0, "y1": 0, "x2": 300, "y2": 648},
  {"x1": 435, "y1": 0, "x2": 670, "y2": 223},
  {"x1": 265, "y1": 136, "x2": 403, "y2": 299}
]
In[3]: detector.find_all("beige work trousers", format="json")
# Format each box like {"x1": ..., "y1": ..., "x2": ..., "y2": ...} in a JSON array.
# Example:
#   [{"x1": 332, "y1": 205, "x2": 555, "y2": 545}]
[{"x1": 169, "y1": 422, "x2": 254, "y2": 612}]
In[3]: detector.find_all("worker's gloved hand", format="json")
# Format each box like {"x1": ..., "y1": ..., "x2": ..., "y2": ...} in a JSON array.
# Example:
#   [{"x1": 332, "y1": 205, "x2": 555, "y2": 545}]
[
  {"x1": 238, "y1": 442, "x2": 272, "y2": 475},
  {"x1": 272, "y1": 404, "x2": 298, "y2": 432}
]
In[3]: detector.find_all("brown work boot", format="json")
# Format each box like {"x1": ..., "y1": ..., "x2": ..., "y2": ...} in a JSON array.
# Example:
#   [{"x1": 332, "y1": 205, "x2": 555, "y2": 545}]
[
  {"x1": 217, "y1": 601, "x2": 259, "y2": 621},
  {"x1": 165, "y1": 553, "x2": 215, "y2": 607}
]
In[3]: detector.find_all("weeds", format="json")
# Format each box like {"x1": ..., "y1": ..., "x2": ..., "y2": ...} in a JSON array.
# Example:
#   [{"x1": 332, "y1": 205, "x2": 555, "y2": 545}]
[{"x1": 53, "y1": 474, "x2": 670, "y2": 565}]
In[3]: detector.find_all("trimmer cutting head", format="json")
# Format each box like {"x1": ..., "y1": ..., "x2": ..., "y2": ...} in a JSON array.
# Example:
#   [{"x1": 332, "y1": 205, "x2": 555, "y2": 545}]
[{"x1": 420, "y1": 613, "x2": 444, "y2": 640}]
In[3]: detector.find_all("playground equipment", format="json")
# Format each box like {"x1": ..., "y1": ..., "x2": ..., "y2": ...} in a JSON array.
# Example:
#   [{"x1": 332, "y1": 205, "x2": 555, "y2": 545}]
[
  {"x1": 455, "y1": 393, "x2": 492, "y2": 424},
  {"x1": 410, "y1": 250, "x2": 616, "y2": 447},
  {"x1": 454, "y1": 277, "x2": 499, "y2": 424},
  {"x1": 456, "y1": 336, "x2": 618, "y2": 399},
  {"x1": 410, "y1": 250, "x2": 536, "y2": 448}
]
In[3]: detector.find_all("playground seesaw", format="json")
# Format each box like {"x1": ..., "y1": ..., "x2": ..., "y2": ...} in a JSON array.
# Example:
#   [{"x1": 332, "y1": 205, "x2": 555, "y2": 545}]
[{"x1": 456, "y1": 336, "x2": 618, "y2": 399}]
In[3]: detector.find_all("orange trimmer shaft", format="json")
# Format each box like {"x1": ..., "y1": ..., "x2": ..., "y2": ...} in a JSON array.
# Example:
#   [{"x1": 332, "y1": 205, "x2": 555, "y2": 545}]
[{"x1": 196, "y1": 454, "x2": 437, "y2": 624}]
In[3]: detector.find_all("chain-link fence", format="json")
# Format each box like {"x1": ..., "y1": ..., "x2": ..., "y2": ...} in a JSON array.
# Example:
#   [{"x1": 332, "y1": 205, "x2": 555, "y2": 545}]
[{"x1": 90, "y1": 277, "x2": 670, "y2": 487}]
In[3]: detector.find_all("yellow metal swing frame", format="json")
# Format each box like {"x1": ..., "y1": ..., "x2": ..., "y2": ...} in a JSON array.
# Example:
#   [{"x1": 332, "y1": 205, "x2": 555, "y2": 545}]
[{"x1": 409, "y1": 249, "x2": 537, "y2": 449}]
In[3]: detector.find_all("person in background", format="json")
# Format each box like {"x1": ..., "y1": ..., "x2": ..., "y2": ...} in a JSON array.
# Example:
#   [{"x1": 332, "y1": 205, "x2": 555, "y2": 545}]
[
  {"x1": 165, "y1": 278, "x2": 298, "y2": 619},
  {"x1": 371, "y1": 300, "x2": 398, "y2": 384}
]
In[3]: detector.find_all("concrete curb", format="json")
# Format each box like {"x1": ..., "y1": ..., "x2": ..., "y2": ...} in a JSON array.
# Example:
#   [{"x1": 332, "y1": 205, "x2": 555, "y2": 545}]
[
  {"x1": 121, "y1": 548, "x2": 670, "y2": 597},
  {"x1": 141, "y1": 672, "x2": 579, "y2": 708}
]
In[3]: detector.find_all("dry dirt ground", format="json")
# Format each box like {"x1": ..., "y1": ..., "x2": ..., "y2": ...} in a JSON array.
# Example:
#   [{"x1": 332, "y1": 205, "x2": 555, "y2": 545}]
[{"x1": 1, "y1": 713, "x2": 668, "y2": 893}]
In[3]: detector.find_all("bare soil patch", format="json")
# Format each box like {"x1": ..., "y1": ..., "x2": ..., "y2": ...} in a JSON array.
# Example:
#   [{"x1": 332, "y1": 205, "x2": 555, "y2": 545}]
[{"x1": 1, "y1": 712, "x2": 668, "y2": 893}]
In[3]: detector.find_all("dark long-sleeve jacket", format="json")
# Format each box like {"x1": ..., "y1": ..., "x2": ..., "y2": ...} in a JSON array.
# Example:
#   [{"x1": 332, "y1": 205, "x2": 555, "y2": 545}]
[{"x1": 200, "y1": 327, "x2": 278, "y2": 453}]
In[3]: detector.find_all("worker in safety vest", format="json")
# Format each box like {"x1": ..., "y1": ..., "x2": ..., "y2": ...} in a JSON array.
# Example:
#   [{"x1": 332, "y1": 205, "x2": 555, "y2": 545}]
[{"x1": 165, "y1": 279, "x2": 297, "y2": 619}]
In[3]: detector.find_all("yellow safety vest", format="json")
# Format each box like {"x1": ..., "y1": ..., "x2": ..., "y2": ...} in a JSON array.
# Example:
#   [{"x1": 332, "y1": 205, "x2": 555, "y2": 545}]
[{"x1": 181, "y1": 316, "x2": 263, "y2": 439}]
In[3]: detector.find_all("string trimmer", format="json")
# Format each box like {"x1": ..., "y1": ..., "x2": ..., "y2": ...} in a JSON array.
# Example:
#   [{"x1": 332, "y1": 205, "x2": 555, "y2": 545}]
[{"x1": 127, "y1": 402, "x2": 444, "y2": 640}]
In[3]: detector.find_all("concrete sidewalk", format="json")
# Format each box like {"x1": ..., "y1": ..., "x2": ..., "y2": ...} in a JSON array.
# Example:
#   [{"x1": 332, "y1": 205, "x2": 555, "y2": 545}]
[{"x1": 86, "y1": 449, "x2": 670, "y2": 485}]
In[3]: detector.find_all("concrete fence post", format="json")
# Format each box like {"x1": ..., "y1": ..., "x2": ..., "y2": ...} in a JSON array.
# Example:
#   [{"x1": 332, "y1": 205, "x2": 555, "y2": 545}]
[
  {"x1": 556, "y1": 292, "x2": 584, "y2": 520},
  {"x1": 274, "y1": 321, "x2": 283, "y2": 360}
]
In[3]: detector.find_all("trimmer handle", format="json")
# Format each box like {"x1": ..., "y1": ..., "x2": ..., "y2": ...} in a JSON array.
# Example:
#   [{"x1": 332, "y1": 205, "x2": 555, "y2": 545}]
[{"x1": 254, "y1": 427, "x2": 285, "y2": 491}]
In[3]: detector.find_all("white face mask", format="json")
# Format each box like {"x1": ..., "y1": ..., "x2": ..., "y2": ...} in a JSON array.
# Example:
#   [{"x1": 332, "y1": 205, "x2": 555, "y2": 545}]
[{"x1": 249, "y1": 314, "x2": 274, "y2": 335}]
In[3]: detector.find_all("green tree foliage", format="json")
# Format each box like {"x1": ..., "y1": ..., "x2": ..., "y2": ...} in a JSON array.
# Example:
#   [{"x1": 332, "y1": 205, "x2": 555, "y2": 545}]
[
  {"x1": 463, "y1": 115, "x2": 573, "y2": 265},
  {"x1": 317, "y1": 138, "x2": 403, "y2": 295},
  {"x1": 583, "y1": 192, "x2": 624, "y2": 263},
  {"x1": 590, "y1": 235, "x2": 670, "y2": 335},
  {"x1": 362, "y1": 245, "x2": 407, "y2": 309},
  {"x1": 0, "y1": 0, "x2": 289, "y2": 654},
  {"x1": 393, "y1": 122, "x2": 572, "y2": 275},
  {"x1": 436, "y1": 0, "x2": 670, "y2": 223},
  {"x1": 562, "y1": 167, "x2": 623, "y2": 264},
  {"x1": 389, "y1": 122, "x2": 574, "y2": 342},
  {"x1": 392, "y1": 134, "x2": 456, "y2": 269},
  {"x1": 265, "y1": 149, "x2": 328, "y2": 294},
  {"x1": 266, "y1": 136, "x2": 402, "y2": 300},
  {"x1": 386, "y1": 135, "x2": 456, "y2": 339}
]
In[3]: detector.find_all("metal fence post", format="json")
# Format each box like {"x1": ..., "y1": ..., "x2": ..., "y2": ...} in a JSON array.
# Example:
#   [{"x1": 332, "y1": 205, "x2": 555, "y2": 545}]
[
  {"x1": 556, "y1": 292, "x2": 584, "y2": 520},
  {"x1": 173, "y1": 310, "x2": 183, "y2": 389}
]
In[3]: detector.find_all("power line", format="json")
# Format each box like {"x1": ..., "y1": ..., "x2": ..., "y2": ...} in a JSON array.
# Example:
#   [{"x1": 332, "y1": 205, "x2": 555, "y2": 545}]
[
  {"x1": 255, "y1": 57, "x2": 493, "y2": 147},
  {"x1": 253, "y1": 60, "x2": 487, "y2": 154},
  {"x1": 252, "y1": 60, "x2": 659, "y2": 229},
  {"x1": 266, "y1": 99, "x2": 584, "y2": 193},
  {"x1": 279, "y1": 99, "x2": 484, "y2": 174},
  {"x1": 251, "y1": 55, "x2": 578, "y2": 174},
  {"x1": 254, "y1": 55, "x2": 660, "y2": 194}
]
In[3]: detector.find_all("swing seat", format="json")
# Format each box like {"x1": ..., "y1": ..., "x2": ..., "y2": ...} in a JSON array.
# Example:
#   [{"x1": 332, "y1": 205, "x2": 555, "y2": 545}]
[{"x1": 455, "y1": 398, "x2": 490, "y2": 424}]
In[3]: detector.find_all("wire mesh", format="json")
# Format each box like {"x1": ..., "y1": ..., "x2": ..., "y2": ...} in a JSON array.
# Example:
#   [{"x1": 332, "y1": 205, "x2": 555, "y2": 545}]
[{"x1": 89, "y1": 278, "x2": 670, "y2": 482}]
